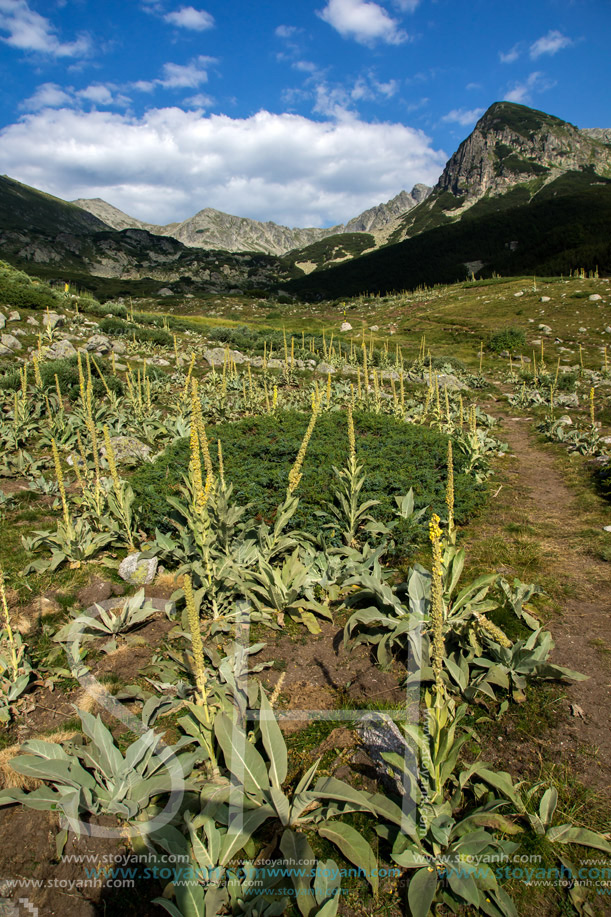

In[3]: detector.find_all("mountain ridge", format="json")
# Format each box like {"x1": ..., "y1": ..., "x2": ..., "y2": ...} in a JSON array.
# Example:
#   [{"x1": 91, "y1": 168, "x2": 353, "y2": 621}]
[{"x1": 71, "y1": 185, "x2": 431, "y2": 256}]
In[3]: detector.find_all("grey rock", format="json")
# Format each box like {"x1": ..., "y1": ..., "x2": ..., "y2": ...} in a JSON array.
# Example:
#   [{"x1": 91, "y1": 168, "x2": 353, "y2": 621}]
[
  {"x1": 101, "y1": 436, "x2": 152, "y2": 465},
  {"x1": 42, "y1": 312, "x2": 65, "y2": 329},
  {"x1": 605, "y1": 326, "x2": 611, "y2": 334},
  {"x1": 118, "y1": 553, "x2": 158, "y2": 585},
  {"x1": 8, "y1": 310, "x2": 21, "y2": 322},
  {"x1": 0, "y1": 344, "x2": 12, "y2": 356},
  {"x1": 0, "y1": 312, "x2": 5, "y2": 330},
  {"x1": 86, "y1": 334, "x2": 112, "y2": 353},
  {"x1": 45, "y1": 339, "x2": 77, "y2": 359},
  {"x1": 26, "y1": 316, "x2": 39, "y2": 326},
  {"x1": 540, "y1": 296, "x2": 551, "y2": 303},
  {"x1": 579, "y1": 327, "x2": 587, "y2": 333},
  {"x1": 381, "y1": 370, "x2": 400, "y2": 381},
  {"x1": 436, "y1": 372, "x2": 468, "y2": 391},
  {"x1": 112, "y1": 340, "x2": 127, "y2": 354},
  {"x1": 157, "y1": 288, "x2": 174, "y2": 296},
  {"x1": 558, "y1": 415, "x2": 573, "y2": 425},
  {"x1": 369, "y1": 325, "x2": 379, "y2": 331},
  {"x1": 604, "y1": 525, "x2": 611, "y2": 533},
  {"x1": 357, "y1": 712, "x2": 415, "y2": 797},
  {"x1": 266, "y1": 358, "x2": 284, "y2": 370},
  {"x1": 340, "y1": 321, "x2": 352, "y2": 332},
  {"x1": 589, "y1": 294, "x2": 602, "y2": 301},
  {"x1": 1, "y1": 333, "x2": 22, "y2": 351},
  {"x1": 514, "y1": 292, "x2": 524, "y2": 298},
  {"x1": 315, "y1": 362, "x2": 336, "y2": 374},
  {"x1": 538, "y1": 324, "x2": 552, "y2": 333},
  {"x1": 203, "y1": 347, "x2": 249, "y2": 367}
]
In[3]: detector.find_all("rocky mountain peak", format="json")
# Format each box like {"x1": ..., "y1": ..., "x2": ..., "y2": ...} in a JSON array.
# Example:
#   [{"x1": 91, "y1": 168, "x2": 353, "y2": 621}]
[{"x1": 435, "y1": 101, "x2": 610, "y2": 200}]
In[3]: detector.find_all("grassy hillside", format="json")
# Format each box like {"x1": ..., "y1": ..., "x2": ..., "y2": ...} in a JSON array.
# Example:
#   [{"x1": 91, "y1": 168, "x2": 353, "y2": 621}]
[
  {"x1": 282, "y1": 232, "x2": 376, "y2": 274},
  {"x1": 285, "y1": 171, "x2": 611, "y2": 299},
  {"x1": 0, "y1": 174, "x2": 110, "y2": 235}
]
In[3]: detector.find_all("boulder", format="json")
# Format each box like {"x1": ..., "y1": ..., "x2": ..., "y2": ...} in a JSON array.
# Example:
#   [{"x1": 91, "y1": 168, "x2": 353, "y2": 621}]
[
  {"x1": 0, "y1": 312, "x2": 5, "y2": 330},
  {"x1": 101, "y1": 436, "x2": 152, "y2": 465},
  {"x1": 8, "y1": 310, "x2": 20, "y2": 322},
  {"x1": 579, "y1": 327, "x2": 587, "y2": 333},
  {"x1": 118, "y1": 553, "x2": 158, "y2": 585},
  {"x1": 340, "y1": 322, "x2": 352, "y2": 332},
  {"x1": 112, "y1": 340, "x2": 127, "y2": 354},
  {"x1": 369, "y1": 325, "x2": 379, "y2": 331},
  {"x1": 538, "y1": 324, "x2": 552, "y2": 334},
  {"x1": 436, "y1": 372, "x2": 468, "y2": 391},
  {"x1": 0, "y1": 344, "x2": 12, "y2": 356},
  {"x1": 203, "y1": 347, "x2": 249, "y2": 367},
  {"x1": 42, "y1": 312, "x2": 65, "y2": 329},
  {"x1": 540, "y1": 296, "x2": 551, "y2": 303},
  {"x1": 1, "y1": 333, "x2": 21, "y2": 352},
  {"x1": 514, "y1": 291, "x2": 524, "y2": 298},
  {"x1": 315, "y1": 362, "x2": 336, "y2": 374},
  {"x1": 86, "y1": 334, "x2": 112, "y2": 353},
  {"x1": 45, "y1": 339, "x2": 77, "y2": 359},
  {"x1": 26, "y1": 316, "x2": 39, "y2": 326},
  {"x1": 589, "y1": 294, "x2": 602, "y2": 302}
]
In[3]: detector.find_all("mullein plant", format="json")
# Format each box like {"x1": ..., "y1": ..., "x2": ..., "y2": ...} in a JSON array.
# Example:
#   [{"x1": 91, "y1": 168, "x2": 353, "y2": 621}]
[
  {"x1": 320, "y1": 404, "x2": 379, "y2": 547},
  {"x1": 102, "y1": 426, "x2": 137, "y2": 551},
  {"x1": 0, "y1": 564, "x2": 32, "y2": 722}
]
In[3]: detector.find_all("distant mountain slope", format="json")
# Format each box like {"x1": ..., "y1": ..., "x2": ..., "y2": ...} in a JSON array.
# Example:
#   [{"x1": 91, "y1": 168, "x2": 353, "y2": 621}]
[
  {"x1": 72, "y1": 185, "x2": 430, "y2": 256},
  {"x1": 384, "y1": 102, "x2": 611, "y2": 246},
  {"x1": 284, "y1": 170, "x2": 611, "y2": 299},
  {"x1": 1, "y1": 175, "x2": 110, "y2": 235}
]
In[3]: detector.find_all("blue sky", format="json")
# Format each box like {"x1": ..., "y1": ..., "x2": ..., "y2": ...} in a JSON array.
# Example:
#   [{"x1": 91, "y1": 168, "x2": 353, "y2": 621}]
[{"x1": 0, "y1": 0, "x2": 609, "y2": 227}]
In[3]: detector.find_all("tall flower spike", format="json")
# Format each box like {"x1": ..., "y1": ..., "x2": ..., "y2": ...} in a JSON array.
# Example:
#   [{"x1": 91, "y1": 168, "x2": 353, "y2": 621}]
[
  {"x1": 446, "y1": 440, "x2": 454, "y2": 533},
  {"x1": 288, "y1": 401, "x2": 320, "y2": 494},
  {"x1": 428, "y1": 513, "x2": 446, "y2": 705},
  {"x1": 51, "y1": 438, "x2": 71, "y2": 528}
]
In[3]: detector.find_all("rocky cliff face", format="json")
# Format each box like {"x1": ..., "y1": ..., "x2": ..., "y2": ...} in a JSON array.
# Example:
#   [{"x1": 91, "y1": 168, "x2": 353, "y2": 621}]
[
  {"x1": 436, "y1": 102, "x2": 611, "y2": 200},
  {"x1": 72, "y1": 184, "x2": 430, "y2": 256}
]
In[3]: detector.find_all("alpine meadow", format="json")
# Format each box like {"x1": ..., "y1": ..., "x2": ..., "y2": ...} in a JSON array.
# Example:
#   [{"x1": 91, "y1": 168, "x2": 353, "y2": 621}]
[{"x1": 0, "y1": 2, "x2": 610, "y2": 916}]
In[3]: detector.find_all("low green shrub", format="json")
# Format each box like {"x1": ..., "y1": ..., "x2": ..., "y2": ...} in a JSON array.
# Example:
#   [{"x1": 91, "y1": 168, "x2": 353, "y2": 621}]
[
  {"x1": 98, "y1": 317, "x2": 172, "y2": 347},
  {"x1": 489, "y1": 327, "x2": 526, "y2": 353},
  {"x1": 0, "y1": 262, "x2": 59, "y2": 311},
  {"x1": 0, "y1": 356, "x2": 123, "y2": 400},
  {"x1": 131, "y1": 411, "x2": 486, "y2": 553}
]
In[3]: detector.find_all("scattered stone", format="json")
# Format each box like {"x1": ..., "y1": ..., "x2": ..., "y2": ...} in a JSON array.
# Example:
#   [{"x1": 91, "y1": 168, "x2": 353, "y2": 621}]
[
  {"x1": 118, "y1": 553, "x2": 158, "y2": 585},
  {"x1": 266, "y1": 358, "x2": 284, "y2": 370},
  {"x1": 26, "y1": 316, "x2": 39, "y2": 326},
  {"x1": 528, "y1": 318, "x2": 534, "y2": 323},
  {"x1": 436, "y1": 372, "x2": 468, "y2": 391},
  {"x1": 540, "y1": 296, "x2": 551, "y2": 303},
  {"x1": 77, "y1": 578, "x2": 124, "y2": 608},
  {"x1": 340, "y1": 321, "x2": 352, "y2": 332},
  {"x1": 157, "y1": 288, "x2": 174, "y2": 297},
  {"x1": 0, "y1": 333, "x2": 22, "y2": 351},
  {"x1": 605, "y1": 326, "x2": 611, "y2": 334},
  {"x1": 357, "y1": 712, "x2": 415, "y2": 797},
  {"x1": 101, "y1": 436, "x2": 152, "y2": 465},
  {"x1": 579, "y1": 327, "x2": 587, "y2": 333},
  {"x1": 42, "y1": 312, "x2": 65, "y2": 329},
  {"x1": 7, "y1": 310, "x2": 20, "y2": 322},
  {"x1": 0, "y1": 345, "x2": 11, "y2": 356},
  {"x1": 86, "y1": 334, "x2": 112, "y2": 353},
  {"x1": 531, "y1": 339, "x2": 542, "y2": 345},
  {"x1": 203, "y1": 347, "x2": 249, "y2": 366},
  {"x1": 44, "y1": 339, "x2": 77, "y2": 359},
  {"x1": 315, "y1": 362, "x2": 336, "y2": 374},
  {"x1": 558, "y1": 415, "x2": 573, "y2": 426},
  {"x1": 589, "y1": 294, "x2": 602, "y2": 301},
  {"x1": 0, "y1": 312, "x2": 5, "y2": 330},
  {"x1": 538, "y1": 324, "x2": 552, "y2": 333},
  {"x1": 380, "y1": 370, "x2": 400, "y2": 381},
  {"x1": 369, "y1": 325, "x2": 379, "y2": 331},
  {"x1": 112, "y1": 340, "x2": 127, "y2": 354},
  {"x1": 514, "y1": 292, "x2": 524, "y2": 298}
]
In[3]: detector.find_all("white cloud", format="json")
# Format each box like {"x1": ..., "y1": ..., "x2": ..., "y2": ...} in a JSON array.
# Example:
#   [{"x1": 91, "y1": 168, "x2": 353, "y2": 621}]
[
  {"x1": 530, "y1": 29, "x2": 572, "y2": 58},
  {"x1": 21, "y1": 82, "x2": 72, "y2": 110},
  {"x1": 441, "y1": 107, "x2": 484, "y2": 127},
  {"x1": 466, "y1": 82, "x2": 482, "y2": 91},
  {"x1": 392, "y1": 0, "x2": 420, "y2": 10},
  {"x1": 0, "y1": 107, "x2": 447, "y2": 226},
  {"x1": 317, "y1": 0, "x2": 408, "y2": 46},
  {"x1": 499, "y1": 44, "x2": 521, "y2": 64},
  {"x1": 0, "y1": 0, "x2": 90, "y2": 57},
  {"x1": 160, "y1": 56, "x2": 215, "y2": 89},
  {"x1": 504, "y1": 71, "x2": 555, "y2": 104},
  {"x1": 77, "y1": 83, "x2": 115, "y2": 105},
  {"x1": 275, "y1": 24, "x2": 300, "y2": 39},
  {"x1": 164, "y1": 6, "x2": 214, "y2": 31}
]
